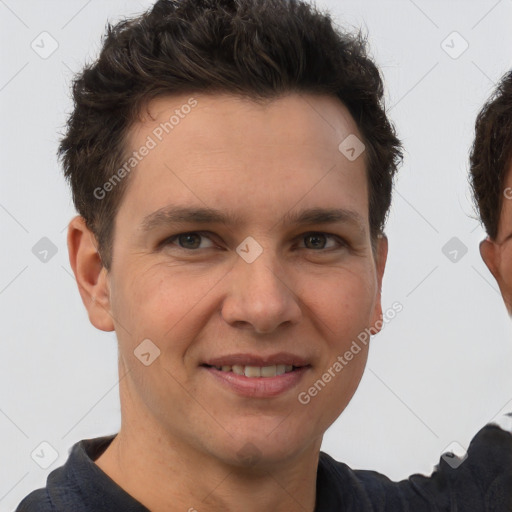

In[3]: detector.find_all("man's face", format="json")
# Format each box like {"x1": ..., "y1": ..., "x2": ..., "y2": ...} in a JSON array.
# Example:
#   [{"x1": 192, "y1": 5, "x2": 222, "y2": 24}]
[
  {"x1": 481, "y1": 164, "x2": 512, "y2": 315},
  {"x1": 86, "y1": 93, "x2": 386, "y2": 466}
]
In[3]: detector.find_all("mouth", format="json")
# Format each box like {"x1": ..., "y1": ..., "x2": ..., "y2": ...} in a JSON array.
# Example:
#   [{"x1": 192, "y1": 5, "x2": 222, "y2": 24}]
[
  {"x1": 200, "y1": 355, "x2": 311, "y2": 398},
  {"x1": 201, "y1": 364, "x2": 303, "y2": 378}
]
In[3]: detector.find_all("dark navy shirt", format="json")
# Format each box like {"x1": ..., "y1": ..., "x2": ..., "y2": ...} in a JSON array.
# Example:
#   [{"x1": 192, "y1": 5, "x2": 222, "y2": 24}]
[{"x1": 15, "y1": 422, "x2": 512, "y2": 511}]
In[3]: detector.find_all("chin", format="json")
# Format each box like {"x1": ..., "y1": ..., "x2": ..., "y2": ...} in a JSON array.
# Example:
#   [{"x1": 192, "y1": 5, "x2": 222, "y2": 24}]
[{"x1": 214, "y1": 427, "x2": 310, "y2": 469}]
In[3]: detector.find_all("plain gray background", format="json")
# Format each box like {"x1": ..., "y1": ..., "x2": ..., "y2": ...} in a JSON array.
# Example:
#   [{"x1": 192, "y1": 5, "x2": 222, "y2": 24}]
[{"x1": 1, "y1": 0, "x2": 512, "y2": 510}]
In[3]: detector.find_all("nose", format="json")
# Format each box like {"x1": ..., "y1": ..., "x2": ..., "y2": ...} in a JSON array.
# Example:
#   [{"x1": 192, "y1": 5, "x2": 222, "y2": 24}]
[{"x1": 220, "y1": 247, "x2": 302, "y2": 334}]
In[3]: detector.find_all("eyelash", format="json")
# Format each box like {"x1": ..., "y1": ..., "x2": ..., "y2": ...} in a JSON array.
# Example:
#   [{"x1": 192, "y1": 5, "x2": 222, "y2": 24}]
[{"x1": 160, "y1": 231, "x2": 348, "y2": 252}]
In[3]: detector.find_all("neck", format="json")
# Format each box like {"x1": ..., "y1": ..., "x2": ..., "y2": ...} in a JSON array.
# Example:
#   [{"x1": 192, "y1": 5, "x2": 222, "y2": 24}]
[{"x1": 94, "y1": 374, "x2": 321, "y2": 512}]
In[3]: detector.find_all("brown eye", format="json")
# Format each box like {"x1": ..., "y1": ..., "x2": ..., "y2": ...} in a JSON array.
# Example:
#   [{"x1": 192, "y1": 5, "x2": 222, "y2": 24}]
[
  {"x1": 300, "y1": 232, "x2": 346, "y2": 250},
  {"x1": 162, "y1": 232, "x2": 216, "y2": 250},
  {"x1": 178, "y1": 233, "x2": 202, "y2": 249},
  {"x1": 304, "y1": 233, "x2": 327, "y2": 249}
]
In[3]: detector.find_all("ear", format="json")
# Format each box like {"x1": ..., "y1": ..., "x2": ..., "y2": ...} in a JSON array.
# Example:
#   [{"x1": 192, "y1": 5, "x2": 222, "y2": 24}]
[
  {"x1": 370, "y1": 234, "x2": 388, "y2": 333},
  {"x1": 67, "y1": 216, "x2": 114, "y2": 332},
  {"x1": 479, "y1": 238, "x2": 500, "y2": 281}
]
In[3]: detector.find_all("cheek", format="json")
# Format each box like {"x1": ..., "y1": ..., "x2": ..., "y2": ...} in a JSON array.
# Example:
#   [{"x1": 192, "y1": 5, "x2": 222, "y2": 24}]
[
  {"x1": 110, "y1": 262, "x2": 226, "y2": 348},
  {"x1": 301, "y1": 266, "x2": 377, "y2": 338},
  {"x1": 307, "y1": 271, "x2": 375, "y2": 412}
]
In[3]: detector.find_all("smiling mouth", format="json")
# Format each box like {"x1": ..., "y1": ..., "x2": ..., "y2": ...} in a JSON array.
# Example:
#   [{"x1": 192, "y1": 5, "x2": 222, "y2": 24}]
[{"x1": 202, "y1": 364, "x2": 305, "y2": 378}]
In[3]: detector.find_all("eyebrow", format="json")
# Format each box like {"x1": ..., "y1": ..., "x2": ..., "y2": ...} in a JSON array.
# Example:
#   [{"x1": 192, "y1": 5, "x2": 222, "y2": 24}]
[{"x1": 140, "y1": 205, "x2": 366, "y2": 233}]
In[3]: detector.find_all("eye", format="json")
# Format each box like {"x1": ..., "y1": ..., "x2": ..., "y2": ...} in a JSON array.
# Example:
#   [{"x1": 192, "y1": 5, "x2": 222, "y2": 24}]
[
  {"x1": 162, "y1": 231, "x2": 216, "y2": 250},
  {"x1": 160, "y1": 231, "x2": 347, "y2": 252},
  {"x1": 298, "y1": 232, "x2": 347, "y2": 250}
]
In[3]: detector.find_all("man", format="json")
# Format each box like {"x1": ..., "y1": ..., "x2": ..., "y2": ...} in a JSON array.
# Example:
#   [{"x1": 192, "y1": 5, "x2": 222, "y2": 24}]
[
  {"x1": 466, "y1": 66, "x2": 512, "y2": 478},
  {"x1": 439, "y1": 68, "x2": 512, "y2": 508},
  {"x1": 470, "y1": 70, "x2": 512, "y2": 316},
  {"x1": 14, "y1": 0, "x2": 512, "y2": 510}
]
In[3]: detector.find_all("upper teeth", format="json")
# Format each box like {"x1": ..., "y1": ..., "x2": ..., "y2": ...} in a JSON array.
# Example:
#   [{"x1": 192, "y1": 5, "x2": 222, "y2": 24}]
[{"x1": 214, "y1": 364, "x2": 294, "y2": 377}]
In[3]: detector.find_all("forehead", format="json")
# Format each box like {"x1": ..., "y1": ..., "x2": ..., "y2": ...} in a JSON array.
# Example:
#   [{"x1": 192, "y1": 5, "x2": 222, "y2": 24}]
[
  {"x1": 118, "y1": 92, "x2": 369, "y2": 228},
  {"x1": 136, "y1": 92, "x2": 360, "y2": 144},
  {"x1": 129, "y1": 92, "x2": 366, "y2": 175}
]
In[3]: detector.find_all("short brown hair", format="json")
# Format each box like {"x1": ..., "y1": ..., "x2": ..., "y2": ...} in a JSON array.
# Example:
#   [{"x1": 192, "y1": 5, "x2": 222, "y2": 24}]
[
  {"x1": 58, "y1": 0, "x2": 402, "y2": 269},
  {"x1": 469, "y1": 70, "x2": 512, "y2": 240}
]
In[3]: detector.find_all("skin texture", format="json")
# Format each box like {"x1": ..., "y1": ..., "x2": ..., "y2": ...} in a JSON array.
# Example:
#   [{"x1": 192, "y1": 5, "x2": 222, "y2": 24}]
[
  {"x1": 480, "y1": 163, "x2": 512, "y2": 316},
  {"x1": 67, "y1": 92, "x2": 387, "y2": 512}
]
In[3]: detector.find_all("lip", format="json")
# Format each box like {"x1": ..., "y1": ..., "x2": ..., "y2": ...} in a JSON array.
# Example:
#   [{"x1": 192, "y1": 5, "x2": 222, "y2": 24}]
[
  {"x1": 202, "y1": 365, "x2": 310, "y2": 398},
  {"x1": 202, "y1": 352, "x2": 310, "y2": 367}
]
